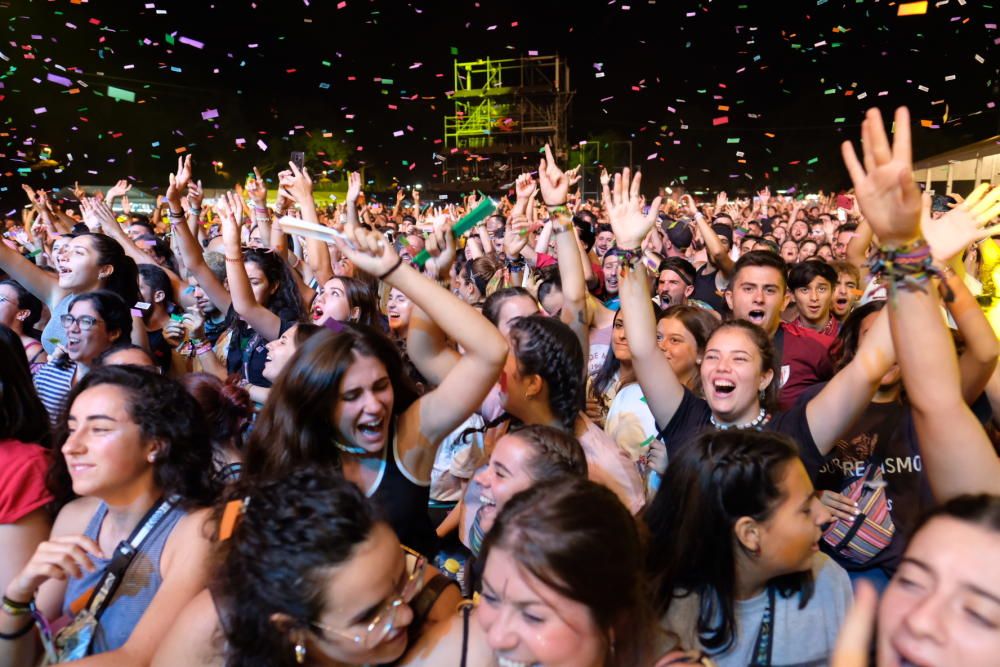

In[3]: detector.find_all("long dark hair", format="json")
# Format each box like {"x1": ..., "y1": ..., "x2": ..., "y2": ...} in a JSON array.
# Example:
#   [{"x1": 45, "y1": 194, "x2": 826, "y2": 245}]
[
  {"x1": 180, "y1": 373, "x2": 253, "y2": 462},
  {"x1": 243, "y1": 248, "x2": 307, "y2": 321},
  {"x1": 508, "y1": 424, "x2": 588, "y2": 481},
  {"x1": 479, "y1": 478, "x2": 656, "y2": 667},
  {"x1": 213, "y1": 468, "x2": 379, "y2": 667},
  {"x1": 48, "y1": 365, "x2": 220, "y2": 510},
  {"x1": 74, "y1": 233, "x2": 141, "y2": 306},
  {"x1": 243, "y1": 325, "x2": 419, "y2": 481},
  {"x1": 330, "y1": 275, "x2": 380, "y2": 327},
  {"x1": 910, "y1": 494, "x2": 1000, "y2": 538},
  {"x1": 0, "y1": 324, "x2": 50, "y2": 446},
  {"x1": 482, "y1": 286, "x2": 535, "y2": 329},
  {"x1": 645, "y1": 429, "x2": 812, "y2": 652},
  {"x1": 507, "y1": 315, "x2": 584, "y2": 431}
]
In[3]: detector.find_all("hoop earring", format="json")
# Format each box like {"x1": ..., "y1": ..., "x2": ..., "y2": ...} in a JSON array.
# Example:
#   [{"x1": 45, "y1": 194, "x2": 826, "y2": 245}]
[{"x1": 294, "y1": 643, "x2": 306, "y2": 664}]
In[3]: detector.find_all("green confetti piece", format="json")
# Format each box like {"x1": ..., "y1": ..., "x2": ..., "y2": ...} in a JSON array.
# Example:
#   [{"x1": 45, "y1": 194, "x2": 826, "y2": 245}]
[
  {"x1": 450, "y1": 46, "x2": 458, "y2": 55},
  {"x1": 807, "y1": 157, "x2": 819, "y2": 165},
  {"x1": 165, "y1": 33, "x2": 175, "y2": 45},
  {"x1": 108, "y1": 85, "x2": 136, "y2": 102},
  {"x1": 727, "y1": 138, "x2": 741, "y2": 144}
]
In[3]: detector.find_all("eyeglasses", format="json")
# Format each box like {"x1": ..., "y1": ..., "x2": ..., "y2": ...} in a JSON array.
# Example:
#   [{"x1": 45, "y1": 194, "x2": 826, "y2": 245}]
[
  {"x1": 310, "y1": 547, "x2": 426, "y2": 649},
  {"x1": 60, "y1": 314, "x2": 105, "y2": 331}
]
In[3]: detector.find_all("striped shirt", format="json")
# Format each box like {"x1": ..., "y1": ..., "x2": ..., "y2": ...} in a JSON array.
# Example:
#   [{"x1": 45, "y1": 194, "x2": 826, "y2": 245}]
[{"x1": 33, "y1": 362, "x2": 76, "y2": 425}]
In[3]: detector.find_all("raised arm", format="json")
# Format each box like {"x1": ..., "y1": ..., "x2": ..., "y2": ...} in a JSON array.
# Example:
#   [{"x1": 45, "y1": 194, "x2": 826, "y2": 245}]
[
  {"x1": 218, "y1": 191, "x2": 283, "y2": 341},
  {"x1": 608, "y1": 169, "x2": 683, "y2": 428},
  {"x1": 537, "y1": 146, "x2": 589, "y2": 355},
  {"x1": 921, "y1": 184, "x2": 1000, "y2": 402},
  {"x1": 685, "y1": 195, "x2": 735, "y2": 277},
  {"x1": 0, "y1": 231, "x2": 62, "y2": 308},
  {"x1": 842, "y1": 106, "x2": 1000, "y2": 499},
  {"x1": 336, "y1": 222, "x2": 508, "y2": 483},
  {"x1": 805, "y1": 308, "x2": 894, "y2": 454}
]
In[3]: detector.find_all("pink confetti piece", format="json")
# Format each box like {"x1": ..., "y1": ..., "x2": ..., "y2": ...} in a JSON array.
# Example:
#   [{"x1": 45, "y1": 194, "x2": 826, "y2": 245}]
[
  {"x1": 201, "y1": 108, "x2": 219, "y2": 120},
  {"x1": 257, "y1": 139, "x2": 268, "y2": 151},
  {"x1": 47, "y1": 73, "x2": 72, "y2": 87},
  {"x1": 713, "y1": 116, "x2": 729, "y2": 125},
  {"x1": 179, "y1": 36, "x2": 204, "y2": 49},
  {"x1": 34, "y1": 107, "x2": 47, "y2": 114}
]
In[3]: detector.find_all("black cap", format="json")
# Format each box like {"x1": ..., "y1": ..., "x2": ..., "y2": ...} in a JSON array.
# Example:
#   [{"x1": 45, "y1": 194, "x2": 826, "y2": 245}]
[{"x1": 662, "y1": 217, "x2": 693, "y2": 249}]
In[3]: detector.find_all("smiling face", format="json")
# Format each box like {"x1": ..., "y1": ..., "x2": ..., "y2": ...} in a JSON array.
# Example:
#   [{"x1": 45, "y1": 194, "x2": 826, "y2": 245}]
[
  {"x1": 313, "y1": 278, "x2": 354, "y2": 324},
  {"x1": 877, "y1": 517, "x2": 1000, "y2": 667},
  {"x1": 601, "y1": 254, "x2": 621, "y2": 296},
  {"x1": 478, "y1": 547, "x2": 607, "y2": 667},
  {"x1": 263, "y1": 325, "x2": 300, "y2": 382},
  {"x1": 305, "y1": 522, "x2": 415, "y2": 665},
  {"x1": 610, "y1": 311, "x2": 631, "y2": 362},
  {"x1": 0, "y1": 283, "x2": 25, "y2": 329},
  {"x1": 594, "y1": 230, "x2": 615, "y2": 258},
  {"x1": 386, "y1": 287, "x2": 412, "y2": 334},
  {"x1": 65, "y1": 300, "x2": 120, "y2": 364},
  {"x1": 656, "y1": 316, "x2": 701, "y2": 385},
  {"x1": 792, "y1": 275, "x2": 833, "y2": 327},
  {"x1": 473, "y1": 433, "x2": 537, "y2": 529},
  {"x1": 726, "y1": 265, "x2": 790, "y2": 336},
  {"x1": 700, "y1": 327, "x2": 772, "y2": 424},
  {"x1": 63, "y1": 384, "x2": 156, "y2": 501},
  {"x1": 59, "y1": 237, "x2": 106, "y2": 292},
  {"x1": 332, "y1": 353, "x2": 394, "y2": 452}
]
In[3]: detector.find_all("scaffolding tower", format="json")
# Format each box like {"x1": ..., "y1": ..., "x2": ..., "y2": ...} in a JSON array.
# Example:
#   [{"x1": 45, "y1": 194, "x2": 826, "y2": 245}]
[{"x1": 439, "y1": 55, "x2": 574, "y2": 190}]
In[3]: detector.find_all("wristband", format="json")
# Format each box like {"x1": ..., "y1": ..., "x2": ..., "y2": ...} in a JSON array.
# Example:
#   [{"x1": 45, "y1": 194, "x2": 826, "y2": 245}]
[
  {"x1": 225, "y1": 256, "x2": 243, "y2": 264},
  {"x1": 548, "y1": 204, "x2": 569, "y2": 215},
  {"x1": 193, "y1": 341, "x2": 213, "y2": 357},
  {"x1": 0, "y1": 620, "x2": 33, "y2": 640},
  {"x1": 551, "y1": 219, "x2": 573, "y2": 235},
  {"x1": 2, "y1": 596, "x2": 32, "y2": 617},
  {"x1": 378, "y1": 256, "x2": 404, "y2": 281}
]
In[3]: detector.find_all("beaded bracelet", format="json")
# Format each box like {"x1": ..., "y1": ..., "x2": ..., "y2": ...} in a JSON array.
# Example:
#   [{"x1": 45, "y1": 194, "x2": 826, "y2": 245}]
[
  {"x1": 614, "y1": 247, "x2": 644, "y2": 273},
  {"x1": 193, "y1": 341, "x2": 213, "y2": 357}
]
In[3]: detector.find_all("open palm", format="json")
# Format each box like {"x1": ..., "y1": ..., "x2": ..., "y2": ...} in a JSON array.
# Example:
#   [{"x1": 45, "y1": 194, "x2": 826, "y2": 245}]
[
  {"x1": 841, "y1": 107, "x2": 921, "y2": 246},
  {"x1": 922, "y1": 184, "x2": 1000, "y2": 264},
  {"x1": 605, "y1": 168, "x2": 662, "y2": 250}
]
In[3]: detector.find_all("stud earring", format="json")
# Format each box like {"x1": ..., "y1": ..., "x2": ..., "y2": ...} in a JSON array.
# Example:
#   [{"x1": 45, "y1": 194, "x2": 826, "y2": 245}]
[
  {"x1": 294, "y1": 644, "x2": 306, "y2": 664},
  {"x1": 147, "y1": 453, "x2": 157, "y2": 463}
]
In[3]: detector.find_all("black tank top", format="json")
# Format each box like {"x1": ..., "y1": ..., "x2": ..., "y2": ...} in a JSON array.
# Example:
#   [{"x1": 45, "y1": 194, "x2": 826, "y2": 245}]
[{"x1": 370, "y1": 430, "x2": 439, "y2": 558}]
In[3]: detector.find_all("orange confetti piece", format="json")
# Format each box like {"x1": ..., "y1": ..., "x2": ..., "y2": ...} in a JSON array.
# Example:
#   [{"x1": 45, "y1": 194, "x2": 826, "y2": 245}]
[{"x1": 920, "y1": 119, "x2": 933, "y2": 127}]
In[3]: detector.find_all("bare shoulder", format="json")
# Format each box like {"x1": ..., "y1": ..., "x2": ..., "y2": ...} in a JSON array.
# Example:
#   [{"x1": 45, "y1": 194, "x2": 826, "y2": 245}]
[
  {"x1": 161, "y1": 507, "x2": 215, "y2": 573},
  {"x1": 398, "y1": 606, "x2": 494, "y2": 667},
  {"x1": 151, "y1": 588, "x2": 224, "y2": 667},
  {"x1": 50, "y1": 496, "x2": 101, "y2": 537}
]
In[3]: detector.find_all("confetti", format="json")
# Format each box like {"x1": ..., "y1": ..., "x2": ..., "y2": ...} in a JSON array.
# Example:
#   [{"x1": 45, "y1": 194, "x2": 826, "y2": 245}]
[{"x1": 898, "y1": 1, "x2": 929, "y2": 16}]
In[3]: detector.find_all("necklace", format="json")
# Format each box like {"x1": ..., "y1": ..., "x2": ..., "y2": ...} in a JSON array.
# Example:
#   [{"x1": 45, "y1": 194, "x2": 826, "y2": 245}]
[
  {"x1": 333, "y1": 440, "x2": 368, "y2": 455},
  {"x1": 710, "y1": 407, "x2": 769, "y2": 431}
]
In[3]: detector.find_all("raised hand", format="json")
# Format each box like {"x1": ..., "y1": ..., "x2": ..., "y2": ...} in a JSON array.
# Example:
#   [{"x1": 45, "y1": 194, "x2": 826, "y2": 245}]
[
  {"x1": 187, "y1": 179, "x2": 204, "y2": 211},
  {"x1": 106, "y1": 178, "x2": 132, "y2": 201},
  {"x1": 567, "y1": 164, "x2": 583, "y2": 188},
  {"x1": 335, "y1": 220, "x2": 401, "y2": 278},
  {"x1": 278, "y1": 162, "x2": 313, "y2": 204},
  {"x1": 841, "y1": 107, "x2": 921, "y2": 246},
  {"x1": 921, "y1": 183, "x2": 1000, "y2": 265},
  {"x1": 715, "y1": 190, "x2": 728, "y2": 211},
  {"x1": 605, "y1": 169, "x2": 662, "y2": 251},
  {"x1": 121, "y1": 194, "x2": 132, "y2": 217},
  {"x1": 246, "y1": 166, "x2": 267, "y2": 206},
  {"x1": 424, "y1": 223, "x2": 457, "y2": 280},
  {"x1": 217, "y1": 191, "x2": 244, "y2": 248},
  {"x1": 515, "y1": 173, "x2": 537, "y2": 201},
  {"x1": 757, "y1": 186, "x2": 770, "y2": 208},
  {"x1": 168, "y1": 155, "x2": 194, "y2": 203},
  {"x1": 346, "y1": 171, "x2": 363, "y2": 203},
  {"x1": 503, "y1": 216, "x2": 530, "y2": 258},
  {"x1": 537, "y1": 144, "x2": 570, "y2": 206}
]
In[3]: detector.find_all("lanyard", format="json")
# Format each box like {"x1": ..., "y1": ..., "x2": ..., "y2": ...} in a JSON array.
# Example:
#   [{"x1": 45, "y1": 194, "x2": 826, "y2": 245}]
[
  {"x1": 79, "y1": 497, "x2": 176, "y2": 621},
  {"x1": 750, "y1": 586, "x2": 776, "y2": 667}
]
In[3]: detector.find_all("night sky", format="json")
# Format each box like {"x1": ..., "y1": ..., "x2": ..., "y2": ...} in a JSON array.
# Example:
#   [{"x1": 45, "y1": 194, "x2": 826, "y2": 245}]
[{"x1": 1, "y1": 0, "x2": 997, "y2": 207}]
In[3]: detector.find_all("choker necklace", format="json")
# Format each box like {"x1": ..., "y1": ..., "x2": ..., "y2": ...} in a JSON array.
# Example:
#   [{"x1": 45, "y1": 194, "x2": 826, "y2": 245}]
[
  {"x1": 333, "y1": 440, "x2": 368, "y2": 456},
  {"x1": 710, "y1": 408, "x2": 769, "y2": 431}
]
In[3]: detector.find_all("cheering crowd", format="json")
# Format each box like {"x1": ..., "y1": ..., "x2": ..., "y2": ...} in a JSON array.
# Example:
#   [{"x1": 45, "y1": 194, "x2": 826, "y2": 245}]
[{"x1": 1, "y1": 106, "x2": 999, "y2": 666}]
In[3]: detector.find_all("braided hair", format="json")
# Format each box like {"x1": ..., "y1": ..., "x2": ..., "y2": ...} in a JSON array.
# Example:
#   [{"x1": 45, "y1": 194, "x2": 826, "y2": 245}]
[
  {"x1": 644, "y1": 429, "x2": 813, "y2": 653},
  {"x1": 507, "y1": 315, "x2": 584, "y2": 432}
]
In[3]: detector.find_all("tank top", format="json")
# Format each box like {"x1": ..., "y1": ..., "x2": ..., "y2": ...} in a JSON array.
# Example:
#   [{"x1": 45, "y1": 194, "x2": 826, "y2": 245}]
[
  {"x1": 369, "y1": 429, "x2": 438, "y2": 558},
  {"x1": 41, "y1": 293, "x2": 74, "y2": 355},
  {"x1": 61, "y1": 500, "x2": 186, "y2": 655}
]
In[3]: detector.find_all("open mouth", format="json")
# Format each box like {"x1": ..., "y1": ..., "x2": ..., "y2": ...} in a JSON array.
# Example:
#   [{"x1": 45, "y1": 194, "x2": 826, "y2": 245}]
[
  {"x1": 747, "y1": 309, "x2": 766, "y2": 325},
  {"x1": 357, "y1": 417, "x2": 385, "y2": 440},
  {"x1": 311, "y1": 305, "x2": 324, "y2": 322},
  {"x1": 713, "y1": 379, "x2": 736, "y2": 396},
  {"x1": 480, "y1": 494, "x2": 496, "y2": 507},
  {"x1": 496, "y1": 658, "x2": 539, "y2": 667},
  {"x1": 66, "y1": 337, "x2": 81, "y2": 352}
]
